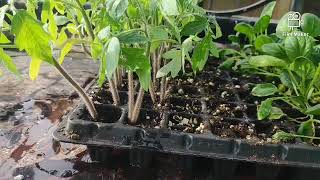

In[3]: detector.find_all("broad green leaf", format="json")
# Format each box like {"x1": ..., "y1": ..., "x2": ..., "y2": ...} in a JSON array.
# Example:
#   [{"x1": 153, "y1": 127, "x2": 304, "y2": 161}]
[
  {"x1": 181, "y1": 17, "x2": 207, "y2": 36},
  {"x1": 12, "y1": 10, "x2": 53, "y2": 64},
  {"x1": 255, "y1": 35, "x2": 273, "y2": 51},
  {"x1": 54, "y1": 2, "x2": 65, "y2": 14},
  {"x1": 280, "y1": 70, "x2": 292, "y2": 88},
  {"x1": 156, "y1": 49, "x2": 182, "y2": 78},
  {"x1": 262, "y1": 43, "x2": 287, "y2": 59},
  {"x1": 258, "y1": 99, "x2": 273, "y2": 120},
  {"x1": 297, "y1": 120, "x2": 315, "y2": 142},
  {"x1": 191, "y1": 33, "x2": 212, "y2": 72},
  {"x1": 106, "y1": 0, "x2": 129, "y2": 20},
  {"x1": 254, "y1": 15, "x2": 271, "y2": 34},
  {"x1": 159, "y1": 0, "x2": 179, "y2": 16},
  {"x1": 249, "y1": 55, "x2": 286, "y2": 67},
  {"x1": 122, "y1": 48, "x2": 151, "y2": 91},
  {"x1": 252, "y1": 83, "x2": 278, "y2": 97},
  {"x1": 105, "y1": 37, "x2": 120, "y2": 80},
  {"x1": 0, "y1": 48, "x2": 19, "y2": 75},
  {"x1": 41, "y1": 0, "x2": 51, "y2": 23},
  {"x1": 276, "y1": 12, "x2": 291, "y2": 38},
  {"x1": 269, "y1": 107, "x2": 286, "y2": 120},
  {"x1": 117, "y1": 29, "x2": 147, "y2": 44},
  {"x1": 260, "y1": 1, "x2": 276, "y2": 17},
  {"x1": 234, "y1": 23, "x2": 255, "y2": 42},
  {"x1": 302, "y1": 13, "x2": 320, "y2": 37},
  {"x1": 284, "y1": 35, "x2": 314, "y2": 61},
  {"x1": 59, "y1": 42, "x2": 73, "y2": 64},
  {"x1": 306, "y1": 104, "x2": 320, "y2": 115},
  {"x1": 29, "y1": 58, "x2": 42, "y2": 80},
  {"x1": 48, "y1": 14, "x2": 57, "y2": 40},
  {"x1": 293, "y1": 57, "x2": 315, "y2": 79},
  {"x1": 97, "y1": 26, "x2": 111, "y2": 40}
]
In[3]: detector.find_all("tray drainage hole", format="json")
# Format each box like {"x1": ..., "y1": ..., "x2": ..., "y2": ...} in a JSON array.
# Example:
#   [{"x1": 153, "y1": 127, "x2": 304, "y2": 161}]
[{"x1": 184, "y1": 134, "x2": 193, "y2": 149}]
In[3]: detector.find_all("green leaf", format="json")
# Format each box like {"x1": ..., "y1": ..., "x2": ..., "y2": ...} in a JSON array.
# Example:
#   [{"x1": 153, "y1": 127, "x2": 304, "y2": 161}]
[
  {"x1": 91, "y1": 39, "x2": 103, "y2": 60},
  {"x1": 293, "y1": 57, "x2": 315, "y2": 79},
  {"x1": 0, "y1": 48, "x2": 19, "y2": 75},
  {"x1": 41, "y1": 0, "x2": 52, "y2": 23},
  {"x1": 258, "y1": 99, "x2": 273, "y2": 120},
  {"x1": 284, "y1": 35, "x2": 314, "y2": 61},
  {"x1": 297, "y1": 120, "x2": 315, "y2": 142},
  {"x1": 255, "y1": 35, "x2": 273, "y2": 51},
  {"x1": 29, "y1": 58, "x2": 42, "y2": 80},
  {"x1": 54, "y1": 15, "x2": 69, "y2": 26},
  {"x1": 249, "y1": 55, "x2": 286, "y2": 67},
  {"x1": 254, "y1": 15, "x2": 271, "y2": 34},
  {"x1": 181, "y1": 17, "x2": 207, "y2": 36},
  {"x1": 252, "y1": 83, "x2": 278, "y2": 97},
  {"x1": 219, "y1": 58, "x2": 236, "y2": 70},
  {"x1": 122, "y1": 48, "x2": 151, "y2": 91},
  {"x1": 302, "y1": 13, "x2": 320, "y2": 37},
  {"x1": 150, "y1": 26, "x2": 169, "y2": 41},
  {"x1": 0, "y1": 33, "x2": 11, "y2": 43},
  {"x1": 157, "y1": 49, "x2": 182, "y2": 78},
  {"x1": 12, "y1": 10, "x2": 53, "y2": 64},
  {"x1": 262, "y1": 43, "x2": 287, "y2": 59},
  {"x1": 117, "y1": 29, "x2": 147, "y2": 44},
  {"x1": 234, "y1": 23, "x2": 255, "y2": 42},
  {"x1": 276, "y1": 12, "x2": 291, "y2": 38},
  {"x1": 105, "y1": 37, "x2": 120, "y2": 80},
  {"x1": 228, "y1": 35, "x2": 240, "y2": 44},
  {"x1": 269, "y1": 107, "x2": 286, "y2": 120},
  {"x1": 98, "y1": 54, "x2": 106, "y2": 87},
  {"x1": 97, "y1": 26, "x2": 111, "y2": 40},
  {"x1": 106, "y1": 0, "x2": 129, "y2": 20},
  {"x1": 156, "y1": 49, "x2": 182, "y2": 78},
  {"x1": 272, "y1": 131, "x2": 295, "y2": 142},
  {"x1": 59, "y1": 42, "x2": 73, "y2": 64},
  {"x1": 159, "y1": 0, "x2": 179, "y2": 16},
  {"x1": 260, "y1": 1, "x2": 276, "y2": 17},
  {"x1": 191, "y1": 33, "x2": 212, "y2": 72},
  {"x1": 306, "y1": 104, "x2": 320, "y2": 115}
]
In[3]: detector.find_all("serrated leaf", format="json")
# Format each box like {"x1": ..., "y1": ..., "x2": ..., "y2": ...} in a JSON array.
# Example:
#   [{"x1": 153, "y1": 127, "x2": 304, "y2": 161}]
[
  {"x1": 12, "y1": 10, "x2": 53, "y2": 64},
  {"x1": 159, "y1": 0, "x2": 178, "y2": 16},
  {"x1": 181, "y1": 17, "x2": 207, "y2": 36},
  {"x1": 191, "y1": 33, "x2": 212, "y2": 72},
  {"x1": 157, "y1": 49, "x2": 182, "y2": 78},
  {"x1": 272, "y1": 131, "x2": 295, "y2": 142}
]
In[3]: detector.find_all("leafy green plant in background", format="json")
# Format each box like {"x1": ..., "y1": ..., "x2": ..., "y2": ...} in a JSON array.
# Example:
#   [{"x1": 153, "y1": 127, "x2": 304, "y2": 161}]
[
  {"x1": 248, "y1": 12, "x2": 320, "y2": 143},
  {"x1": 219, "y1": 1, "x2": 277, "y2": 70},
  {"x1": 0, "y1": 0, "x2": 221, "y2": 124}
]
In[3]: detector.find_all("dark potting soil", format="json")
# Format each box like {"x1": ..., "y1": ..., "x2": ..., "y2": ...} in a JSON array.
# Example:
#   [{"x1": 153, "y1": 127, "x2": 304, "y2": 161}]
[{"x1": 88, "y1": 58, "x2": 305, "y2": 145}]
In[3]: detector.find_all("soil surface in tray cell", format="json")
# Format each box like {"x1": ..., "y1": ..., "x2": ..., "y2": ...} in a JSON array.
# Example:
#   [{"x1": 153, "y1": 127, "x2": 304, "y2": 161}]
[
  {"x1": 205, "y1": 101, "x2": 247, "y2": 119},
  {"x1": 132, "y1": 109, "x2": 163, "y2": 129},
  {"x1": 167, "y1": 113, "x2": 206, "y2": 133},
  {"x1": 165, "y1": 97, "x2": 203, "y2": 114}
]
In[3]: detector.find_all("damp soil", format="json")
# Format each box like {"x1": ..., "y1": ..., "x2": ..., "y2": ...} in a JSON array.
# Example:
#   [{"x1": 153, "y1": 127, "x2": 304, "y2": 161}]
[{"x1": 89, "y1": 58, "x2": 306, "y2": 145}]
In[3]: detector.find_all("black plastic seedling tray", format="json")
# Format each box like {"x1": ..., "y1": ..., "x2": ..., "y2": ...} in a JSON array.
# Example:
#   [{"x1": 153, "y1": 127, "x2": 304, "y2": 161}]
[{"x1": 53, "y1": 15, "x2": 320, "y2": 179}]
